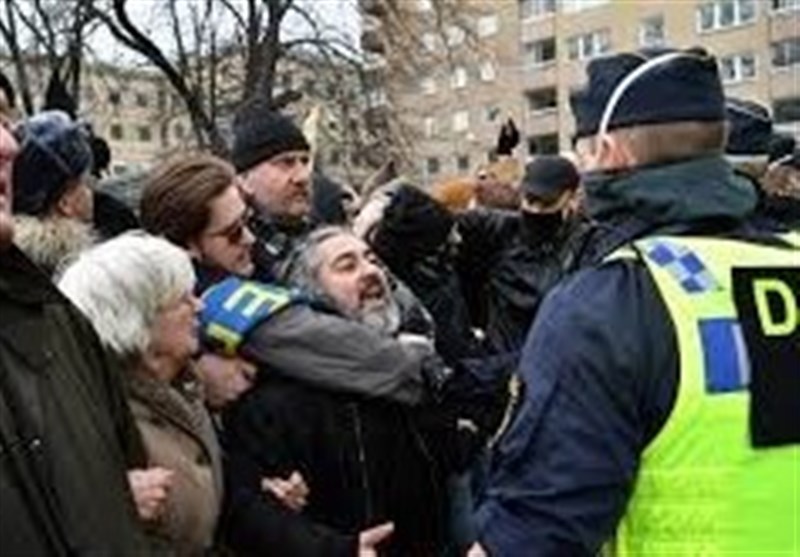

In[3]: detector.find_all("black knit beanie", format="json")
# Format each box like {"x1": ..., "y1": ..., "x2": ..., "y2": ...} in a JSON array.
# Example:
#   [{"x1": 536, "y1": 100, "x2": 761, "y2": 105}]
[{"x1": 231, "y1": 98, "x2": 310, "y2": 173}]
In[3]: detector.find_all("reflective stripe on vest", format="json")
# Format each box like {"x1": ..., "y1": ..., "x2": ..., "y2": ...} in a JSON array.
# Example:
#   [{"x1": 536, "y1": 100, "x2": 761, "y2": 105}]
[{"x1": 607, "y1": 234, "x2": 800, "y2": 557}]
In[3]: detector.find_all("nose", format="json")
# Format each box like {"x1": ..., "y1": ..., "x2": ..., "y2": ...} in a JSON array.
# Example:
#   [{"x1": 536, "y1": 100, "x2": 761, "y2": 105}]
[
  {"x1": 242, "y1": 224, "x2": 256, "y2": 247},
  {"x1": 292, "y1": 159, "x2": 312, "y2": 185}
]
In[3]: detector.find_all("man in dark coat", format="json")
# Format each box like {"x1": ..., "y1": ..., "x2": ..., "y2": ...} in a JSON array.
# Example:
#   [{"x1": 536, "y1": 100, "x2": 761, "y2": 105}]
[
  {"x1": 202, "y1": 228, "x2": 450, "y2": 557},
  {"x1": 458, "y1": 155, "x2": 586, "y2": 355},
  {"x1": 0, "y1": 71, "x2": 151, "y2": 556}
]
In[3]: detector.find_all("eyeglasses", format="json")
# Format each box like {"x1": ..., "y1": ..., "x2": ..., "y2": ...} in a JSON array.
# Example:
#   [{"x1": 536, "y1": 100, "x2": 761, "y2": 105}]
[{"x1": 205, "y1": 208, "x2": 253, "y2": 244}]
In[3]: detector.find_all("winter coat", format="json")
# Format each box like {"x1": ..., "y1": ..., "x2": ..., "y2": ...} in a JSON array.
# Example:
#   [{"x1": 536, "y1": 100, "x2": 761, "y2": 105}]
[
  {"x1": 457, "y1": 210, "x2": 586, "y2": 354},
  {"x1": 474, "y1": 156, "x2": 774, "y2": 557},
  {"x1": 221, "y1": 374, "x2": 448, "y2": 557},
  {"x1": 0, "y1": 246, "x2": 151, "y2": 556},
  {"x1": 12, "y1": 215, "x2": 95, "y2": 278},
  {"x1": 127, "y1": 371, "x2": 223, "y2": 557}
]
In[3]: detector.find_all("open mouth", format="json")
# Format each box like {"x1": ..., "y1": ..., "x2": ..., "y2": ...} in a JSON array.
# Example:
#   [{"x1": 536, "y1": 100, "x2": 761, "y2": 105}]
[{"x1": 360, "y1": 280, "x2": 386, "y2": 304}]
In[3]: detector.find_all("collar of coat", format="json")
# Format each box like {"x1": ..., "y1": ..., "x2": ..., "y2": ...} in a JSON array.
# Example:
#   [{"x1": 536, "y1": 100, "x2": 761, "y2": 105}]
[
  {"x1": 0, "y1": 245, "x2": 63, "y2": 305},
  {"x1": 584, "y1": 155, "x2": 757, "y2": 227},
  {"x1": 127, "y1": 369, "x2": 216, "y2": 454}
]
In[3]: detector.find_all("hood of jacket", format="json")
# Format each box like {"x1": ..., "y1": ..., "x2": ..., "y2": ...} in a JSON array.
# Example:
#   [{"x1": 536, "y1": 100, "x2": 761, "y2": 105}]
[{"x1": 13, "y1": 215, "x2": 95, "y2": 278}]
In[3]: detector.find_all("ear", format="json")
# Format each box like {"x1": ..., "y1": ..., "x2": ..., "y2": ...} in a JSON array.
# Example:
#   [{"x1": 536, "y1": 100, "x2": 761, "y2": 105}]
[
  {"x1": 598, "y1": 134, "x2": 635, "y2": 170},
  {"x1": 53, "y1": 185, "x2": 80, "y2": 219},
  {"x1": 238, "y1": 172, "x2": 254, "y2": 198}
]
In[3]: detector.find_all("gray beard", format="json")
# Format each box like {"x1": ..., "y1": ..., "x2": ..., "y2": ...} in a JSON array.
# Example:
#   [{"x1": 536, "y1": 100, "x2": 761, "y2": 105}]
[{"x1": 355, "y1": 297, "x2": 402, "y2": 337}]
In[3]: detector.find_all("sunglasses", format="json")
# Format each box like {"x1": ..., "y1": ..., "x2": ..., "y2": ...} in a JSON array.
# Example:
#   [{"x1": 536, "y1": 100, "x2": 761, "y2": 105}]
[{"x1": 206, "y1": 208, "x2": 253, "y2": 244}]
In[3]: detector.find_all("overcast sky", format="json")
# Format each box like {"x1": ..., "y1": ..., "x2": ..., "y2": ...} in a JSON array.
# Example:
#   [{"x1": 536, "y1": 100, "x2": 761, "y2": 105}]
[{"x1": 89, "y1": 0, "x2": 361, "y2": 66}]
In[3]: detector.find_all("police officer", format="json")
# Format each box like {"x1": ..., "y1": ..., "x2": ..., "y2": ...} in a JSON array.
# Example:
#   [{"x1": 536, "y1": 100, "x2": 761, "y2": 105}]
[{"x1": 469, "y1": 47, "x2": 799, "y2": 557}]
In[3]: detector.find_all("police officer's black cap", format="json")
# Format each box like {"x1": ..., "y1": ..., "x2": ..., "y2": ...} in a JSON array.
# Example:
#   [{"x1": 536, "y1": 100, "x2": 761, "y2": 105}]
[{"x1": 571, "y1": 47, "x2": 726, "y2": 140}]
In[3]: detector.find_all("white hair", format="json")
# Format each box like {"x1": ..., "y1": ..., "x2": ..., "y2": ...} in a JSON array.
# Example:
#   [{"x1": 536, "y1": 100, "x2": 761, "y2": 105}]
[{"x1": 58, "y1": 231, "x2": 195, "y2": 358}]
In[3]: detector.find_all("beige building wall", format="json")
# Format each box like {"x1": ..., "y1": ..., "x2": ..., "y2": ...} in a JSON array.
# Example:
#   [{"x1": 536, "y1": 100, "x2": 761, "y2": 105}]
[{"x1": 375, "y1": 0, "x2": 799, "y2": 182}]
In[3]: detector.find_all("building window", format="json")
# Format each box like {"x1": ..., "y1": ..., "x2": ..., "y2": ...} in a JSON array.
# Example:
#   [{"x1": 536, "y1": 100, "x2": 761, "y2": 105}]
[
  {"x1": 366, "y1": 88, "x2": 388, "y2": 108},
  {"x1": 135, "y1": 93, "x2": 149, "y2": 107},
  {"x1": 445, "y1": 25, "x2": 466, "y2": 47},
  {"x1": 528, "y1": 133, "x2": 559, "y2": 155},
  {"x1": 451, "y1": 67, "x2": 468, "y2": 89},
  {"x1": 457, "y1": 155, "x2": 470, "y2": 172},
  {"x1": 422, "y1": 33, "x2": 437, "y2": 52},
  {"x1": 567, "y1": 30, "x2": 611, "y2": 61},
  {"x1": 329, "y1": 150, "x2": 342, "y2": 166},
  {"x1": 281, "y1": 73, "x2": 293, "y2": 90},
  {"x1": 421, "y1": 76, "x2": 437, "y2": 95},
  {"x1": 520, "y1": 0, "x2": 556, "y2": 19},
  {"x1": 157, "y1": 90, "x2": 167, "y2": 110},
  {"x1": 453, "y1": 110, "x2": 470, "y2": 132},
  {"x1": 562, "y1": 0, "x2": 610, "y2": 13},
  {"x1": 485, "y1": 105, "x2": 501, "y2": 122},
  {"x1": 110, "y1": 123, "x2": 124, "y2": 140},
  {"x1": 771, "y1": 0, "x2": 800, "y2": 13},
  {"x1": 772, "y1": 38, "x2": 800, "y2": 68},
  {"x1": 480, "y1": 61, "x2": 496, "y2": 82},
  {"x1": 524, "y1": 37, "x2": 557, "y2": 65},
  {"x1": 639, "y1": 15, "x2": 666, "y2": 47},
  {"x1": 174, "y1": 123, "x2": 185, "y2": 140},
  {"x1": 477, "y1": 14, "x2": 499, "y2": 37},
  {"x1": 773, "y1": 97, "x2": 800, "y2": 123},
  {"x1": 109, "y1": 90, "x2": 122, "y2": 106},
  {"x1": 697, "y1": 0, "x2": 757, "y2": 33},
  {"x1": 526, "y1": 87, "x2": 558, "y2": 113},
  {"x1": 719, "y1": 52, "x2": 757, "y2": 83},
  {"x1": 138, "y1": 126, "x2": 152, "y2": 142},
  {"x1": 424, "y1": 117, "x2": 436, "y2": 138},
  {"x1": 427, "y1": 157, "x2": 440, "y2": 175}
]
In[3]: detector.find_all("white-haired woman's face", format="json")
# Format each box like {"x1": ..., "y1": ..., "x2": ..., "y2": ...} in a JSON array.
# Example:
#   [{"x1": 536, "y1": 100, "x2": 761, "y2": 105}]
[{"x1": 149, "y1": 291, "x2": 203, "y2": 377}]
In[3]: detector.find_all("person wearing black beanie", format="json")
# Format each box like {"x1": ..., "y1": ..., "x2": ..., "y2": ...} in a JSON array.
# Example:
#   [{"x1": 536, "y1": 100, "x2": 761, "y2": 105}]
[{"x1": 231, "y1": 97, "x2": 313, "y2": 281}]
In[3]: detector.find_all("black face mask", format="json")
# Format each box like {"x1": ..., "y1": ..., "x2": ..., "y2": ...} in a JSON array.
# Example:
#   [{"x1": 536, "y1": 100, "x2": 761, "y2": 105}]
[{"x1": 520, "y1": 211, "x2": 564, "y2": 244}]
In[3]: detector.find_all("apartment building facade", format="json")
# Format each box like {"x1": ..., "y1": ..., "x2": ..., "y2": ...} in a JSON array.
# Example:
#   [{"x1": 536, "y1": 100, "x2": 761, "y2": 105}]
[{"x1": 362, "y1": 0, "x2": 800, "y2": 184}]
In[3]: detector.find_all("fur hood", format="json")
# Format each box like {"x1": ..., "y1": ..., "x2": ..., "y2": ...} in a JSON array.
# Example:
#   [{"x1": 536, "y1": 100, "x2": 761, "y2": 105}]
[{"x1": 13, "y1": 215, "x2": 96, "y2": 278}]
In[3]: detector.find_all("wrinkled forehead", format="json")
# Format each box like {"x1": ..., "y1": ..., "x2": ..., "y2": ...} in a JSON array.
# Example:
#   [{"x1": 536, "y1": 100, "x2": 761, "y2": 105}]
[{"x1": 317, "y1": 232, "x2": 372, "y2": 267}]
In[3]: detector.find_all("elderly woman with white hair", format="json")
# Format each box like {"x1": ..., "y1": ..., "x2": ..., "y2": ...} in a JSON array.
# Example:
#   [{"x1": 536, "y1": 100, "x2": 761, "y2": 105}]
[{"x1": 58, "y1": 232, "x2": 222, "y2": 557}]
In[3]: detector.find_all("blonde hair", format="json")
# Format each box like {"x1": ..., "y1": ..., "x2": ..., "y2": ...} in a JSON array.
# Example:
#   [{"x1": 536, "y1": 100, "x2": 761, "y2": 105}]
[
  {"x1": 580, "y1": 121, "x2": 727, "y2": 167},
  {"x1": 430, "y1": 177, "x2": 476, "y2": 212}
]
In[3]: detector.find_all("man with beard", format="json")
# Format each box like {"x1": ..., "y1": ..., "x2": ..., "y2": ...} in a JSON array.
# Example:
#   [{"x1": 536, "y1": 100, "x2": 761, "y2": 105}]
[
  {"x1": 0, "y1": 71, "x2": 151, "y2": 555},
  {"x1": 458, "y1": 155, "x2": 586, "y2": 355},
  {"x1": 201, "y1": 226, "x2": 449, "y2": 557}
]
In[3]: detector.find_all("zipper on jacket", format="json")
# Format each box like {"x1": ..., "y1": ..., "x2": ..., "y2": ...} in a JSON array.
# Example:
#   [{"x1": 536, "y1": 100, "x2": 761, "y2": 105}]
[{"x1": 350, "y1": 403, "x2": 373, "y2": 522}]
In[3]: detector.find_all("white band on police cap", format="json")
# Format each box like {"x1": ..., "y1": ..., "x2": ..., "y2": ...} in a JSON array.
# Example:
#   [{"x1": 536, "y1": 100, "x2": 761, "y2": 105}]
[{"x1": 598, "y1": 51, "x2": 705, "y2": 137}]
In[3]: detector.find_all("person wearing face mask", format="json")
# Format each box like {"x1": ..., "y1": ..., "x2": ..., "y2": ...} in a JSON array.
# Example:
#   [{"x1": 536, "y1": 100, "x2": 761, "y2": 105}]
[
  {"x1": 468, "y1": 47, "x2": 799, "y2": 557},
  {"x1": 457, "y1": 155, "x2": 585, "y2": 356}
]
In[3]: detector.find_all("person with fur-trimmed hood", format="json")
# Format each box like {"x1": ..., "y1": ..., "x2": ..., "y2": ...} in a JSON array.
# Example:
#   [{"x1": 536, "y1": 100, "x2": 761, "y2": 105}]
[{"x1": 12, "y1": 110, "x2": 95, "y2": 277}]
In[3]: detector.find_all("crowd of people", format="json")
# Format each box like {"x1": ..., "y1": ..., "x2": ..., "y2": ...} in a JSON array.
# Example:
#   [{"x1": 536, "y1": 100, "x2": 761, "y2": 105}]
[{"x1": 0, "y1": 44, "x2": 798, "y2": 557}]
